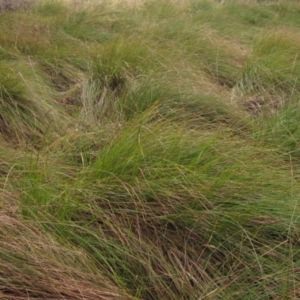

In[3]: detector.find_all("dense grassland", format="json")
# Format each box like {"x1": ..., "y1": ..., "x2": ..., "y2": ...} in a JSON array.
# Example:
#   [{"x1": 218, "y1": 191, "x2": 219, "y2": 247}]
[{"x1": 1, "y1": 0, "x2": 300, "y2": 298}]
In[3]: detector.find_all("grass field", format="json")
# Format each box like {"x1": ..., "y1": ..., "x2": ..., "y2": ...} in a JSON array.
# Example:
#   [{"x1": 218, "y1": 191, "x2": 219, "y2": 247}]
[{"x1": 1, "y1": 0, "x2": 300, "y2": 299}]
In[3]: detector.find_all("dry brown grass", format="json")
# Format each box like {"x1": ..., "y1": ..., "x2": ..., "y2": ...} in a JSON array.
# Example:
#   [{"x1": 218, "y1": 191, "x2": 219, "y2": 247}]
[
  {"x1": 0, "y1": 199, "x2": 133, "y2": 300},
  {"x1": 0, "y1": 0, "x2": 34, "y2": 12}
]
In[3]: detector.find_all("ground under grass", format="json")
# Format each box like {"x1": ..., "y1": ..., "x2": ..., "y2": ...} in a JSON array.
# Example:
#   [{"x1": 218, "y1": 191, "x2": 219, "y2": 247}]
[{"x1": 1, "y1": 0, "x2": 300, "y2": 299}]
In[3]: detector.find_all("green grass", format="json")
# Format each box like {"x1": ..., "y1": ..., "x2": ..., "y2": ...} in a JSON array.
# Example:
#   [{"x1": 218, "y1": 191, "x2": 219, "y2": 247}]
[{"x1": 1, "y1": 0, "x2": 300, "y2": 299}]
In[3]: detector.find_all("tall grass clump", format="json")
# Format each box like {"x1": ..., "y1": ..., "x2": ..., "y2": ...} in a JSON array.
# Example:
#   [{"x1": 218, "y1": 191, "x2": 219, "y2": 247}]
[
  {"x1": 17, "y1": 111, "x2": 300, "y2": 299},
  {"x1": 238, "y1": 29, "x2": 300, "y2": 94},
  {"x1": 1, "y1": 0, "x2": 300, "y2": 299},
  {"x1": 0, "y1": 60, "x2": 66, "y2": 145}
]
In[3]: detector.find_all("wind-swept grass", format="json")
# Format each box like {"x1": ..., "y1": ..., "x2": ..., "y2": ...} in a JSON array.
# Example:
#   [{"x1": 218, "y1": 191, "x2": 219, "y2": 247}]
[
  {"x1": 0, "y1": 59, "x2": 66, "y2": 145},
  {"x1": 1, "y1": 0, "x2": 300, "y2": 299}
]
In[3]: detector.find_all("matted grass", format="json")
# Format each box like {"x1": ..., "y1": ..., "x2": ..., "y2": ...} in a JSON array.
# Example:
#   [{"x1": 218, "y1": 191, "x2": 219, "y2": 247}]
[{"x1": 1, "y1": 0, "x2": 300, "y2": 299}]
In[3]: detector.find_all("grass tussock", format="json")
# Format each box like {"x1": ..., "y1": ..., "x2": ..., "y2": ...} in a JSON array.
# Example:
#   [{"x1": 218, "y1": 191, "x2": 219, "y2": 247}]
[{"x1": 1, "y1": 0, "x2": 300, "y2": 299}]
